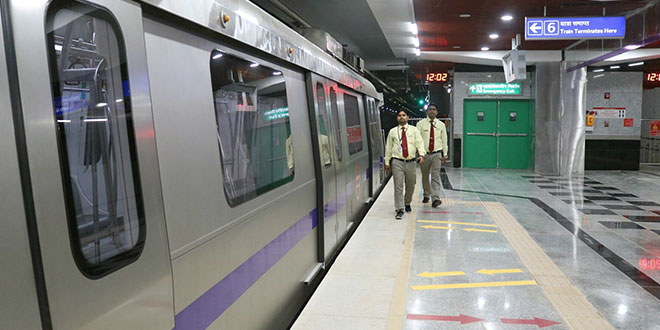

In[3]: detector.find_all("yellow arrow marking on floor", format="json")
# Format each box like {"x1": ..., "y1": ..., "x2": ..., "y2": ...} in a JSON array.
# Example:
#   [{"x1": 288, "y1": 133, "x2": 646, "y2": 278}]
[
  {"x1": 411, "y1": 280, "x2": 537, "y2": 291},
  {"x1": 418, "y1": 220, "x2": 497, "y2": 228},
  {"x1": 421, "y1": 225, "x2": 498, "y2": 233},
  {"x1": 417, "y1": 271, "x2": 466, "y2": 278},
  {"x1": 476, "y1": 268, "x2": 523, "y2": 275}
]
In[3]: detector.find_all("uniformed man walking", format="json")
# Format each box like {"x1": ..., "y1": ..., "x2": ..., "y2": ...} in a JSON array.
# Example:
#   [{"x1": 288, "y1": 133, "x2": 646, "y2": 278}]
[
  {"x1": 416, "y1": 104, "x2": 448, "y2": 208},
  {"x1": 385, "y1": 110, "x2": 426, "y2": 219}
]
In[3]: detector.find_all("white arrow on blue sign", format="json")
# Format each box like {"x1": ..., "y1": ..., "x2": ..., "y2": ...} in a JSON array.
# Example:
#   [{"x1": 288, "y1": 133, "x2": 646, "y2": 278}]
[{"x1": 525, "y1": 17, "x2": 625, "y2": 40}]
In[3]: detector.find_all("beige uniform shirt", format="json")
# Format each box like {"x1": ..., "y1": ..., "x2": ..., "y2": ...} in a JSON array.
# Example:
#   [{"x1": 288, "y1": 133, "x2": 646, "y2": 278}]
[
  {"x1": 385, "y1": 124, "x2": 426, "y2": 166},
  {"x1": 416, "y1": 118, "x2": 448, "y2": 158},
  {"x1": 286, "y1": 136, "x2": 294, "y2": 170}
]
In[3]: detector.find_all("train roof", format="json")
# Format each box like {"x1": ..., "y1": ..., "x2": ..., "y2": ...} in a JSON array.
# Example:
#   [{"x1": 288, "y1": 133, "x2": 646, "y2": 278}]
[{"x1": 139, "y1": 0, "x2": 382, "y2": 100}]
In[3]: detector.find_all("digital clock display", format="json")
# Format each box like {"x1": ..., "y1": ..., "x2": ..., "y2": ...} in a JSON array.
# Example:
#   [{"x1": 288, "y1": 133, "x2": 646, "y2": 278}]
[
  {"x1": 426, "y1": 72, "x2": 448, "y2": 82},
  {"x1": 646, "y1": 73, "x2": 660, "y2": 82}
]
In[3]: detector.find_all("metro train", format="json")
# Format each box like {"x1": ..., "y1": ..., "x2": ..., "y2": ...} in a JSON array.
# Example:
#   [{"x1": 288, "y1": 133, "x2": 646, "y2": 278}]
[{"x1": 0, "y1": 0, "x2": 387, "y2": 329}]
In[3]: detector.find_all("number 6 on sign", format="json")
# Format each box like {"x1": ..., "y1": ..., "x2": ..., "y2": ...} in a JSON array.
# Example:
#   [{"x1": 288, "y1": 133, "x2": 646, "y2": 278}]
[{"x1": 544, "y1": 21, "x2": 559, "y2": 35}]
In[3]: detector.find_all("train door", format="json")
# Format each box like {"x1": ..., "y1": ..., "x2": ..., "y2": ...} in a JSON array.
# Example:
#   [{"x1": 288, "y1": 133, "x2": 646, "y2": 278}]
[
  {"x1": 365, "y1": 96, "x2": 383, "y2": 199},
  {"x1": 9, "y1": 1, "x2": 174, "y2": 329},
  {"x1": 308, "y1": 75, "x2": 339, "y2": 259},
  {"x1": 0, "y1": 10, "x2": 43, "y2": 328},
  {"x1": 327, "y1": 83, "x2": 347, "y2": 248}
]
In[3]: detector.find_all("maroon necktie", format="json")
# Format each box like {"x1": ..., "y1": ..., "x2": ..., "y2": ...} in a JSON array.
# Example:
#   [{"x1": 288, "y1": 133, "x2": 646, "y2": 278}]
[
  {"x1": 401, "y1": 126, "x2": 409, "y2": 158},
  {"x1": 429, "y1": 120, "x2": 435, "y2": 152}
]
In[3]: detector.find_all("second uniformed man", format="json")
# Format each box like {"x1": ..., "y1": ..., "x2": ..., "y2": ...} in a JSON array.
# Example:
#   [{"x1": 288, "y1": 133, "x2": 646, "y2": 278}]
[
  {"x1": 385, "y1": 110, "x2": 426, "y2": 219},
  {"x1": 416, "y1": 104, "x2": 448, "y2": 208}
]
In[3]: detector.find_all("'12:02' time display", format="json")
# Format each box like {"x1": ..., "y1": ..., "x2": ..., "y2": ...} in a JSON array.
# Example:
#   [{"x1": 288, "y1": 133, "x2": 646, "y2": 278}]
[
  {"x1": 646, "y1": 73, "x2": 660, "y2": 82},
  {"x1": 426, "y1": 72, "x2": 448, "y2": 82}
]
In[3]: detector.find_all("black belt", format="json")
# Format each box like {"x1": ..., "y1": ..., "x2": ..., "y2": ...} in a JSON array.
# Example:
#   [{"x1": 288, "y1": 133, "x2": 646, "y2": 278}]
[
  {"x1": 428, "y1": 150, "x2": 443, "y2": 155},
  {"x1": 392, "y1": 158, "x2": 416, "y2": 163}
]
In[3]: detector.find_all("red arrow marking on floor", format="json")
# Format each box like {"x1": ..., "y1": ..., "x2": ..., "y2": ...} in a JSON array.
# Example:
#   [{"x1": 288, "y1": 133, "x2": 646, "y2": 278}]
[
  {"x1": 420, "y1": 211, "x2": 452, "y2": 214},
  {"x1": 407, "y1": 313, "x2": 484, "y2": 324},
  {"x1": 501, "y1": 317, "x2": 560, "y2": 328}
]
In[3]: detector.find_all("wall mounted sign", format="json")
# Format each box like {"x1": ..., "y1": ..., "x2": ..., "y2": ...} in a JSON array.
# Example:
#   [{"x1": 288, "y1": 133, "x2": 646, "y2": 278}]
[
  {"x1": 468, "y1": 83, "x2": 522, "y2": 95},
  {"x1": 651, "y1": 120, "x2": 660, "y2": 137},
  {"x1": 592, "y1": 107, "x2": 625, "y2": 118},
  {"x1": 624, "y1": 118, "x2": 634, "y2": 127},
  {"x1": 426, "y1": 72, "x2": 449, "y2": 82},
  {"x1": 525, "y1": 17, "x2": 625, "y2": 40}
]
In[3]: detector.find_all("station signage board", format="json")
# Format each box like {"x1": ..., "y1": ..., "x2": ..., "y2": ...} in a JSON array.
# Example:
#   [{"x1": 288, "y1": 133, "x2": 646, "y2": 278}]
[
  {"x1": 263, "y1": 107, "x2": 289, "y2": 121},
  {"x1": 468, "y1": 83, "x2": 522, "y2": 96},
  {"x1": 525, "y1": 17, "x2": 625, "y2": 40}
]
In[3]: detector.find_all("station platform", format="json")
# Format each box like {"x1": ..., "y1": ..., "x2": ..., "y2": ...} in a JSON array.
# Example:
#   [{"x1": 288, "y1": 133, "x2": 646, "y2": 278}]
[{"x1": 291, "y1": 168, "x2": 660, "y2": 330}]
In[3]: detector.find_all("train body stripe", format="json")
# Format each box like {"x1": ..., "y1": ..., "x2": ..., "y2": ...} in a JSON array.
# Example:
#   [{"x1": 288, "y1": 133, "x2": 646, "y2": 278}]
[{"x1": 174, "y1": 208, "x2": 318, "y2": 329}]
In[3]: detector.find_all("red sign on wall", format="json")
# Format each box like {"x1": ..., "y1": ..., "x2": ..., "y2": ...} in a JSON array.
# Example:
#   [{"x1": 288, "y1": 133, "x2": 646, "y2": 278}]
[
  {"x1": 651, "y1": 120, "x2": 660, "y2": 137},
  {"x1": 624, "y1": 118, "x2": 634, "y2": 127},
  {"x1": 347, "y1": 126, "x2": 362, "y2": 143}
]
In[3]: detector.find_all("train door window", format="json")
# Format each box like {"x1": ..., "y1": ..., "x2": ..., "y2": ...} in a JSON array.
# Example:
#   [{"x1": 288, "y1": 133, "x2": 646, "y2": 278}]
[
  {"x1": 46, "y1": 1, "x2": 145, "y2": 278},
  {"x1": 344, "y1": 93, "x2": 363, "y2": 155},
  {"x1": 315, "y1": 83, "x2": 331, "y2": 167},
  {"x1": 329, "y1": 87, "x2": 343, "y2": 162},
  {"x1": 210, "y1": 50, "x2": 293, "y2": 206}
]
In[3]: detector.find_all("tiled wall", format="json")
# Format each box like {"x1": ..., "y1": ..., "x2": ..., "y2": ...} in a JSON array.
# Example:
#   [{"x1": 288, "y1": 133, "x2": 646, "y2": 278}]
[
  {"x1": 641, "y1": 88, "x2": 660, "y2": 163},
  {"x1": 586, "y1": 71, "x2": 643, "y2": 136}
]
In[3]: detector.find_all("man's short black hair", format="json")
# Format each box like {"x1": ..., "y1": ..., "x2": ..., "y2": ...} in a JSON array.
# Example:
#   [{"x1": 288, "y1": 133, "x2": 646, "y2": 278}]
[
  {"x1": 428, "y1": 103, "x2": 439, "y2": 110},
  {"x1": 397, "y1": 109, "x2": 407, "y2": 115}
]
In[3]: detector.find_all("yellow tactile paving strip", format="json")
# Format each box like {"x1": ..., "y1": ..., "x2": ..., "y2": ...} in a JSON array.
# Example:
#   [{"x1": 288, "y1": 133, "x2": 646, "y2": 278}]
[
  {"x1": 385, "y1": 182, "x2": 421, "y2": 330},
  {"x1": 478, "y1": 200, "x2": 615, "y2": 330}
]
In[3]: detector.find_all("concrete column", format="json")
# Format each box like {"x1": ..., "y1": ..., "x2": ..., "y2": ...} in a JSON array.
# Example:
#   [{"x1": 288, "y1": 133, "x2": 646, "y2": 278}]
[
  {"x1": 534, "y1": 63, "x2": 561, "y2": 174},
  {"x1": 559, "y1": 62, "x2": 587, "y2": 176}
]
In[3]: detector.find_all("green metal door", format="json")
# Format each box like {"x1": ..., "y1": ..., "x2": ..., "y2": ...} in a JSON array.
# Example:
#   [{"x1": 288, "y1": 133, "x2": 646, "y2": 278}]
[
  {"x1": 464, "y1": 99, "x2": 531, "y2": 169},
  {"x1": 499, "y1": 100, "x2": 530, "y2": 169},
  {"x1": 464, "y1": 100, "x2": 497, "y2": 168}
]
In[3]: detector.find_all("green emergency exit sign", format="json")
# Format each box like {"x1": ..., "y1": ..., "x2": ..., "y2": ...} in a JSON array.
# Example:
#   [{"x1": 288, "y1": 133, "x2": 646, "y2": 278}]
[{"x1": 468, "y1": 83, "x2": 522, "y2": 95}]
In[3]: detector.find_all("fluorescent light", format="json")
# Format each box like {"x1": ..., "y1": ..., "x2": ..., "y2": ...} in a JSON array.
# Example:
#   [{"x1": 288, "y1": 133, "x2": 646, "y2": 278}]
[
  {"x1": 54, "y1": 44, "x2": 62, "y2": 51},
  {"x1": 84, "y1": 118, "x2": 108, "y2": 122},
  {"x1": 459, "y1": 14, "x2": 471, "y2": 18},
  {"x1": 212, "y1": 53, "x2": 223, "y2": 59},
  {"x1": 414, "y1": 48, "x2": 420, "y2": 56},
  {"x1": 115, "y1": 99, "x2": 123, "y2": 103},
  {"x1": 593, "y1": 68, "x2": 605, "y2": 72},
  {"x1": 273, "y1": 71, "x2": 282, "y2": 76},
  {"x1": 250, "y1": 63, "x2": 259, "y2": 67},
  {"x1": 413, "y1": 37, "x2": 420, "y2": 47},
  {"x1": 57, "y1": 119, "x2": 71, "y2": 123},
  {"x1": 610, "y1": 65, "x2": 620, "y2": 69},
  {"x1": 593, "y1": 74, "x2": 605, "y2": 78},
  {"x1": 489, "y1": 33, "x2": 499, "y2": 39},
  {"x1": 501, "y1": 15, "x2": 513, "y2": 21},
  {"x1": 624, "y1": 44, "x2": 641, "y2": 50},
  {"x1": 481, "y1": 46, "x2": 489, "y2": 51},
  {"x1": 453, "y1": 46, "x2": 461, "y2": 49},
  {"x1": 96, "y1": 102, "x2": 108, "y2": 107},
  {"x1": 410, "y1": 23, "x2": 418, "y2": 35},
  {"x1": 628, "y1": 62, "x2": 644, "y2": 67}
]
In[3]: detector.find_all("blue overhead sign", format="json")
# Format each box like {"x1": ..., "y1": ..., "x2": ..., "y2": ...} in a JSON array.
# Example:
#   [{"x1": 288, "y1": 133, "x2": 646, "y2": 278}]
[{"x1": 525, "y1": 17, "x2": 625, "y2": 40}]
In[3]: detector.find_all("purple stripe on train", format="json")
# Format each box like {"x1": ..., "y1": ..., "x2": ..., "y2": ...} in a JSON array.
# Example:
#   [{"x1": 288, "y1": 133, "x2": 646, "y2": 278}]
[{"x1": 173, "y1": 209, "x2": 318, "y2": 329}]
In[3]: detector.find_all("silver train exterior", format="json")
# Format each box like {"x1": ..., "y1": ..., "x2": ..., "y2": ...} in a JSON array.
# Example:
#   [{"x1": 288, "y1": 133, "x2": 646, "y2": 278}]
[{"x1": 1, "y1": 0, "x2": 387, "y2": 329}]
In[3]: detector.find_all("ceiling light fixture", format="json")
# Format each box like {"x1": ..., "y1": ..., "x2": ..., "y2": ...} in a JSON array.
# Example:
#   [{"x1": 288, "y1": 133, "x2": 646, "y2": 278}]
[
  {"x1": 414, "y1": 48, "x2": 421, "y2": 56},
  {"x1": 250, "y1": 62, "x2": 259, "y2": 67},
  {"x1": 628, "y1": 62, "x2": 644, "y2": 67},
  {"x1": 273, "y1": 71, "x2": 282, "y2": 75},
  {"x1": 501, "y1": 14, "x2": 513, "y2": 21},
  {"x1": 481, "y1": 46, "x2": 489, "y2": 51},
  {"x1": 411, "y1": 22, "x2": 418, "y2": 35},
  {"x1": 610, "y1": 65, "x2": 620, "y2": 69},
  {"x1": 413, "y1": 37, "x2": 420, "y2": 47},
  {"x1": 593, "y1": 68, "x2": 605, "y2": 72},
  {"x1": 459, "y1": 13, "x2": 471, "y2": 18},
  {"x1": 212, "y1": 53, "x2": 223, "y2": 59},
  {"x1": 453, "y1": 46, "x2": 461, "y2": 49},
  {"x1": 593, "y1": 74, "x2": 605, "y2": 79},
  {"x1": 624, "y1": 44, "x2": 641, "y2": 50},
  {"x1": 489, "y1": 33, "x2": 499, "y2": 39}
]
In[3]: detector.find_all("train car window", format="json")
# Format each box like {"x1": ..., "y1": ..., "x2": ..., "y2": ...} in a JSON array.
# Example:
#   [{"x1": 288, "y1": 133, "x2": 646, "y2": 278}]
[
  {"x1": 329, "y1": 88, "x2": 343, "y2": 162},
  {"x1": 46, "y1": 1, "x2": 146, "y2": 278},
  {"x1": 344, "y1": 94, "x2": 363, "y2": 155},
  {"x1": 210, "y1": 50, "x2": 293, "y2": 206},
  {"x1": 316, "y1": 83, "x2": 331, "y2": 167}
]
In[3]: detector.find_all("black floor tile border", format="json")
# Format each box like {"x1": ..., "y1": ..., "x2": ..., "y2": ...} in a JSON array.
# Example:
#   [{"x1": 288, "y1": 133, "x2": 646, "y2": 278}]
[
  {"x1": 599, "y1": 221, "x2": 645, "y2": 229},
  {"x1": 440, "y1": 169, "x2": 660, "y2": 301}
]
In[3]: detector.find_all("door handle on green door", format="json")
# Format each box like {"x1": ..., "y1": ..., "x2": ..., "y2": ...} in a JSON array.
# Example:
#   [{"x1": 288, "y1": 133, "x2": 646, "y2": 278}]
[
  {"x1": 498, "y1": 133, "x2": 528, "y2": 137},
  {"x1": 466, "y1": 132, "x2": 496, "y2": 137}
]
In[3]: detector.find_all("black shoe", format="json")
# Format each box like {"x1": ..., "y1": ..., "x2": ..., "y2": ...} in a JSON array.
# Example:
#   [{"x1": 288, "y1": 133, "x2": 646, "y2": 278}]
[
  {"x1": 405, "y1": 205, "x2": 412, "y2": 212},
  {"x1": 395, "y1": 210, "x2": 404, "y2": 219},
  {"x1": 422, "y1": 197, "x2": 429, "y2": 203},
  {"x1": 432, "y1": 199, "x2": 442, "y2": 208}
]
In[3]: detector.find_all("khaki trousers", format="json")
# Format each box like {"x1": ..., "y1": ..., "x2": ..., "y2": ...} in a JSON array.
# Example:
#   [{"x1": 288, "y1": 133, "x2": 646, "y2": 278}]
[
  {"x1": 421, "y1": 152, "x2": 443, "y2": 201},
  {"x1": 392, "y1": 159, "x2": 417, "y2": 210}
]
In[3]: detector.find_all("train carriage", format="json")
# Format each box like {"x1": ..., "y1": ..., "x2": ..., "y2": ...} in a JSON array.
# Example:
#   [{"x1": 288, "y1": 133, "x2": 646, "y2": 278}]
[{"x1": 0, "y1": 0, "x2": 386, "y2": 329}]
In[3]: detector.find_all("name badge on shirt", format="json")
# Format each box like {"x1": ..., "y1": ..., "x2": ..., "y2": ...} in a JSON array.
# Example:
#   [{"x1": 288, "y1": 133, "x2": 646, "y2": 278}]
[{"x1": 398, "y1": 145, "x2": 403, "y2": 152}]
